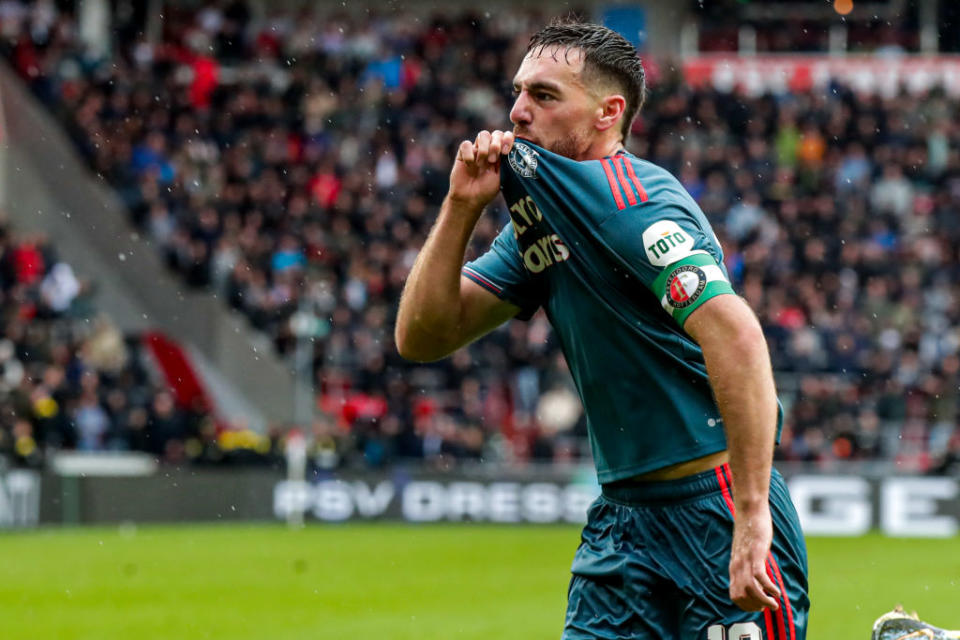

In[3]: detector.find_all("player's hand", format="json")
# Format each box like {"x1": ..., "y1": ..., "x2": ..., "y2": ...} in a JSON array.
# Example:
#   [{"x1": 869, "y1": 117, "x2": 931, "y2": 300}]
[
  {"x1": 447, "y1": 130, "x2": 515, "y2": 211},
  {"x1": 728, "y1": 506, "x2": 781, "y2": 612}
]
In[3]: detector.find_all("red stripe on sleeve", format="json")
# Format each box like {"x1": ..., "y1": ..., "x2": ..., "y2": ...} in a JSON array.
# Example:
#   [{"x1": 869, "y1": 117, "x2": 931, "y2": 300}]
[
  {"x1": 769, "y1": 555, "x2": 797, "y2": 640},
  {"x1": 462, "y1": 267, "x2": 502, "y2": 294},
  {"x1": 613, "y1": 157, "x2": 638, "y2": 206},
  {"x1": 600, "y1": 159, "x2": 626, "y2": 210},
  {"x1": 623, "y1": 158, "x2": 649, "y2": 202}
]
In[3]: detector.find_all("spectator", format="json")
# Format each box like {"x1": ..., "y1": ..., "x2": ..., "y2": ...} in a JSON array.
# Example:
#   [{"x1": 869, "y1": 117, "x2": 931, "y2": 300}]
[{"x1": 870, "y1": 163, "x2": 915, "y2": 219}]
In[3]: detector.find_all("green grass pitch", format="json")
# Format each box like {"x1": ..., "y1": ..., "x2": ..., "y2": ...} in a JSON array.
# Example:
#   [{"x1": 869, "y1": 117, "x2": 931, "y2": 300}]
[{"x1": 2, "y1": 524, "x2": 958, "y2": 639}]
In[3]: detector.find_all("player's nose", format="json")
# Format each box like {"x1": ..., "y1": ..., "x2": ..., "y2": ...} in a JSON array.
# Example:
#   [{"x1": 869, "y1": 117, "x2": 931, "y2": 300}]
[{"x1": 509, "y1": 93, "x2": 531, "y2": 127}]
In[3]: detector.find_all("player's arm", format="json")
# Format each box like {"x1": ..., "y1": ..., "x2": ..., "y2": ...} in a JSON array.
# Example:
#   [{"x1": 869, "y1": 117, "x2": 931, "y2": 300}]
[
  {"x1": 683, "y1": 294, "x2": 782, "y2": 613},
  {"x1": 395, "y1": 130, "x2": 517, "y2": 362},
  {"x1": 396, "y1": 269, "x2": 520, "y2": 362}
]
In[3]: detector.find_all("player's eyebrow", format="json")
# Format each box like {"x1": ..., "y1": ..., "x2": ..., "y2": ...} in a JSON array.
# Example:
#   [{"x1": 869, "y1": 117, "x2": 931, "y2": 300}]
[{"x1": 512, "y1": 80, "x2": 563, "y2": 94}]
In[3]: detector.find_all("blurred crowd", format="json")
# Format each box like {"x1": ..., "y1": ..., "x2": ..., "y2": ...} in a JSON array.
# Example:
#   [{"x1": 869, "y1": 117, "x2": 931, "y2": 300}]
[
  {"x1": 1, "y1": 1, "x2": 959, "y2": 473},
  {"x1": 0, "y1": 220, "x2": 287, "y2": 469},
  {"x1": 643, "y1": 86, "x2": 960, "y2": 473}
]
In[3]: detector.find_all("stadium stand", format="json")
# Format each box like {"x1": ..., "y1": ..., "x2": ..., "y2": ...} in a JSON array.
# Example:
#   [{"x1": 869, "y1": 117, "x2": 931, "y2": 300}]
[
  {"x1": 695, "y1": 2, "x2": 920, "y2": 53},
  {"x1": 0, "y1": 218, "x2": 250, "y2": 467},
  {"x1": 0, "y1": 213, "x2": 291, "y2": 469},
  {"x1": 0, "y1": 1, "x2": 958, "y2": 474}
]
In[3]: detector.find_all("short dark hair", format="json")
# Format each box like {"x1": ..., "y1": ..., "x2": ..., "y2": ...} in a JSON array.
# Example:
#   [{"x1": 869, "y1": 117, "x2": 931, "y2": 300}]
[{"x1": 527, "y1": 18, "x2": 646, "y2": 141}]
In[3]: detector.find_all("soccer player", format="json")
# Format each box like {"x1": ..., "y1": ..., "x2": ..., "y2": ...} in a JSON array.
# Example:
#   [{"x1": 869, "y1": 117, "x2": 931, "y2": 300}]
[{"x1": 395, "y1": 19, "x2": 809, "y2": 640}]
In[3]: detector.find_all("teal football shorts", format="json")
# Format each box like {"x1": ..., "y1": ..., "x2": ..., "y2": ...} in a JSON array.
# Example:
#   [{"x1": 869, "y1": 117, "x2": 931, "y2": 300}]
[{"x1": 564, "y1": 463, "x2": 809, "y2": 640}]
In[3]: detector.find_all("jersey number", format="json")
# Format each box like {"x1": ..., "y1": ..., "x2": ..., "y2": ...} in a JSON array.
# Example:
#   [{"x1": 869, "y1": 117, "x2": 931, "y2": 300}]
[{"x1": 707, "y1": 622, "x2": 762, "y2": 640}]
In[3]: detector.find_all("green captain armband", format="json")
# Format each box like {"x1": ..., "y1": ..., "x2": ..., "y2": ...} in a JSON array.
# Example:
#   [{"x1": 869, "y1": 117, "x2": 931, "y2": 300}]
[{"x1": 651, "y1": 252, "x2": 735, "y2": 326}]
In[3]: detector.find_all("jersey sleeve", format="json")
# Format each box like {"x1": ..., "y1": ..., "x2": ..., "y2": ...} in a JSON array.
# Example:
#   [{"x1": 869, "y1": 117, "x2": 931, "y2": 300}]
[
  {"x1": 602, "y1": 200, "x2": 736, "y2": 327},
  {"x1": 462, "y1": 222, "x2": 542, "y2": 321}
]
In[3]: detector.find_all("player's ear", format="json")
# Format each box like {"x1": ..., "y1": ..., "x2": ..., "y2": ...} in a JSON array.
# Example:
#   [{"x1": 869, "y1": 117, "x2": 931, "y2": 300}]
[{"x1": 595, "y1": 94, "x2": 626, "y2": 133}]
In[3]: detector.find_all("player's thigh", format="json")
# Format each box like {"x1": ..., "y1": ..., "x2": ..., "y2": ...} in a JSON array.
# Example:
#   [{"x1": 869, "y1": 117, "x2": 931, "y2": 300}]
[
  {"x1": 563, "y1": 572, "x2": 679, "y2": 640},
  {"x1": 563, "y1": 497, "x2": 679, "y2": 640}
]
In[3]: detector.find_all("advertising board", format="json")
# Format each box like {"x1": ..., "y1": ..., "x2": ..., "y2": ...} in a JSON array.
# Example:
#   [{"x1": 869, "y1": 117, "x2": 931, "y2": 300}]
[
  {"x1": 681, "y1": 56, "x2": 960, "y2": 96},
  {"x1": 3, "y1": 467, "x2": 957, "y2": 537}
]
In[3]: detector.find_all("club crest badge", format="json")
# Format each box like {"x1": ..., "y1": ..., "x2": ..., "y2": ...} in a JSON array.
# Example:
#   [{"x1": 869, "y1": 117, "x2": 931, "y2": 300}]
[
  {"x1": 666, "y1": 265, "x2": 707, "y2": 309},
  {"x1": 508, "y1": 142, "x2": 539, "y2": 179}
]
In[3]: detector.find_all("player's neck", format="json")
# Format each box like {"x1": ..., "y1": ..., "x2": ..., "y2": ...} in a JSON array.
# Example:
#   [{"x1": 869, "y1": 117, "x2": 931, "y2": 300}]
[{"x1": 579, "y1": 137, "x2": 626, "y2": 161}]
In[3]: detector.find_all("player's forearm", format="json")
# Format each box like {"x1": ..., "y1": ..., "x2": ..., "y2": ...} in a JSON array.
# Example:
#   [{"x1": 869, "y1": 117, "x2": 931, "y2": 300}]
[
  {"x1": 701, "y1": 321, "x2": 778, "y2": 514},
  {"x1": 395, "y1": 197, "x2": 481, "y2": 361}
]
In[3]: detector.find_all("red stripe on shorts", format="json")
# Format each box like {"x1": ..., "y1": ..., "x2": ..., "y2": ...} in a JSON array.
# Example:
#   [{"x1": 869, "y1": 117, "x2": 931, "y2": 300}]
[
  {"x1": 769, "y1": 554, "x2": 796, "y2": 640},
  {"x1": 763, "y1": 609, "x2": 776, "y2": 640},
  {"x1": 766, "y1": 558, "x2": 787, "y2": 640},
  {"x1": 716, "y1": 464, "x2": 736, "y2": 516},
  {"x1": 718, "y1": 464, "x2": 783, "y2": 640}
]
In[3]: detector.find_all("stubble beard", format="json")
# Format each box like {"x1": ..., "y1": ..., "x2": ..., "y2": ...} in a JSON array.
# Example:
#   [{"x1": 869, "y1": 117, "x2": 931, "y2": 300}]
[{"x1": 514, "y1": 126, "x2": 590, "y2": 160}]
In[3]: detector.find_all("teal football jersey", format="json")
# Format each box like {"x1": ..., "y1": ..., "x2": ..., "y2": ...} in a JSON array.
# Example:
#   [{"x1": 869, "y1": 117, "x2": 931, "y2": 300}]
[{"x1": 463, "y1": 140, "x2": 781, "y2": 483}]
